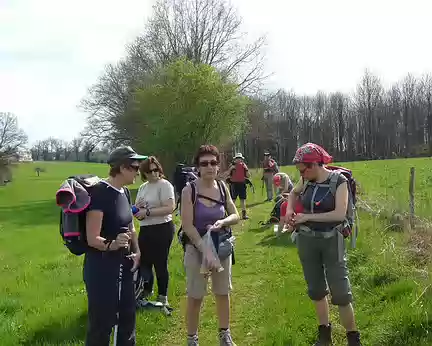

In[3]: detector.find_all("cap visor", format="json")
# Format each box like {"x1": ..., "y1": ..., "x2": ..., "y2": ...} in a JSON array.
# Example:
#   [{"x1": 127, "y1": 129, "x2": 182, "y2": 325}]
[{"x1": 130, "y1": 154, "x2": 148, "y2": 160}]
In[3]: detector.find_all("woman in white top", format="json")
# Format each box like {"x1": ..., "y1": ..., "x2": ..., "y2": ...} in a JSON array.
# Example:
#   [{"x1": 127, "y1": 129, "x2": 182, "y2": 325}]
[{"x1": 134, "y1": 156, "x2": 175, "y2": 306}]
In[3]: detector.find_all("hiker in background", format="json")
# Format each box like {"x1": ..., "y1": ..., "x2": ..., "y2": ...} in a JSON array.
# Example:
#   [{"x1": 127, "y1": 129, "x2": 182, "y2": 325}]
[
  {"x1": 84, "y1": 146, "x2": 147, "y2": 346},
  {"x1": 273, "y1": 172, "x2": 294, "y2": 197},
  {"x1": 261, "y1": 151, "x2": 279, "y2": 201},
  {"x1": 135, "y1": 156, "x2": 176, "y2": 309},
  {"x1": 228, "y1": 153, "x2": 250, "y2": 220},
  {"x1": 181, "y1": 144, "x2": 240, "y2": 346},
  {"x1": 173, "y1": 163, "x2": 198, "y2": 214},
  {"x1": 283, "y1": 143, "x2": 362, "y2": 346}
]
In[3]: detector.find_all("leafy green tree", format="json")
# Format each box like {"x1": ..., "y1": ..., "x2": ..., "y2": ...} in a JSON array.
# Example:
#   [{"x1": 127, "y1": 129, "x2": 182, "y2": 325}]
[{"x1": 122, "y1": 58, "x2": 250, "y2": 167}]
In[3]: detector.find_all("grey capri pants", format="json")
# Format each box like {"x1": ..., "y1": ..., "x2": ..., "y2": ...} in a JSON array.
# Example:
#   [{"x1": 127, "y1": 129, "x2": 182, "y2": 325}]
[{"x1": 296, "y1": 229, "x2": 353, "y2": 306}]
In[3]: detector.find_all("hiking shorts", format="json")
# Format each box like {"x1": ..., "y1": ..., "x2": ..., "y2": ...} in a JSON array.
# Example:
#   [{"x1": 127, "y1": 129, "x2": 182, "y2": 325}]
[
  {"x1": 296, "y1": 230, "x2": 353, "y2": 306},
  {"x1": 230, "y1": 182, "x2": 247, "y2": 200},
  {"x1": 184, "y1": 244, "x2": 232, "y2": 299}
]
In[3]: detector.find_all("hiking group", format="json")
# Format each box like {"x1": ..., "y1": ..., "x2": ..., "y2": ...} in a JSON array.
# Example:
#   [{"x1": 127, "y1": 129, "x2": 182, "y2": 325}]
[{"x1": 56, "y1": 142, "x2": 362, "y2": 346}]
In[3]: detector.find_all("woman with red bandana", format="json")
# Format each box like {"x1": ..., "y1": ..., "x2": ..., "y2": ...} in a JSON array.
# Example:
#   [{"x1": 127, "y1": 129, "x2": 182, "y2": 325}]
[{"x1": 283, "y1": 143, "x2": 362, "y2": 346}]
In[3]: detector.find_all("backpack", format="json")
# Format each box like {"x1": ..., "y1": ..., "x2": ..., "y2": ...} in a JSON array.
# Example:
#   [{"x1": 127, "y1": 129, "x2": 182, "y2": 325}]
[
  {"x1": 258, "y1": 194, "x2": 286, "y2": 226},
  {"x1": 302, "y1": 165, "x2": 358, "y2": 248},
  {"x1": 57, "y1": 175, "x2": 132, "y2": 256},
  {"x1": 173, "y1": 165, "x2": 198, "y2": 195}
]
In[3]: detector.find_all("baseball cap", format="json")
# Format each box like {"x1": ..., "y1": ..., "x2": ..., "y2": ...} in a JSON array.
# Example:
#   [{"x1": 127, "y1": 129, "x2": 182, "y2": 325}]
[{"x1": 107, "y1": 146, "x2": 148, "y2": 166}]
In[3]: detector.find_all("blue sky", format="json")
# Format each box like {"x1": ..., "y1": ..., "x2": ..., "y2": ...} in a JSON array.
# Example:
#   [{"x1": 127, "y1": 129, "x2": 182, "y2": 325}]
[{"x1": 1, "y1": 0, "x2": 432, "y2": 145}]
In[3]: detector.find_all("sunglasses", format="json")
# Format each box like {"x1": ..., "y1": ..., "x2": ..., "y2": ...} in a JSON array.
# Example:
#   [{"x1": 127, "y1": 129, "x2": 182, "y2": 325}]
[
  {"x1": 129, "y1": 165, "x2": 140, "y2": 172},
  {"x1": 146, "y1": 168, "x2": 159, "y2": 173},
  {"x1": 199, "y1": 160, "x2": 218, "y2": 167}
]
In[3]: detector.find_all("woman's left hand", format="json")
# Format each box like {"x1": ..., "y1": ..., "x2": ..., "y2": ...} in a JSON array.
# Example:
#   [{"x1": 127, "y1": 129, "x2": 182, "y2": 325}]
[
  {"x1": 209, "y1": 219, "x2": 225, "y2": 231},
  {"x1": 135, "y1": 208, "x2": 147, "y2": 220},
  {"x1": 293, "y1": 213, "x2": 309, "y2": 225},
  {"x1": 127, "y1": 252, "x2": 141, "y2": 272}
]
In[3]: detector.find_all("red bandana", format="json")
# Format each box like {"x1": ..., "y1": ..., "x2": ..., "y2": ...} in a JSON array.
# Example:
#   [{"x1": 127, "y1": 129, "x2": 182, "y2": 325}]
[{"x1": 292, "y1": 143, "x2": 333, "y2": 164}]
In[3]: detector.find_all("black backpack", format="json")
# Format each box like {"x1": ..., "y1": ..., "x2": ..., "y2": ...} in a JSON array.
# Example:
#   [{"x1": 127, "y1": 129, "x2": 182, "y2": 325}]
[
  {"x1": 173, "y1": 165, "x2": 198, "y2": 195},
  {"x1": 58, "y1": 175, "x2": 131, "y2": 256}
]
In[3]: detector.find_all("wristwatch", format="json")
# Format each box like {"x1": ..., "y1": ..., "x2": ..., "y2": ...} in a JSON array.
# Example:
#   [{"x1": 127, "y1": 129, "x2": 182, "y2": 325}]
[{"x1": 146, "y1": 208, "x2": 151, "y2": 217}]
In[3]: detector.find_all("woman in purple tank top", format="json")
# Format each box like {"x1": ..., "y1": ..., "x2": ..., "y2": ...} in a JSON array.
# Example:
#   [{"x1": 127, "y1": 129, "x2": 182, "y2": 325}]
[{"x1": 181, "y1": 145, "x2": 240, "y2": 346}]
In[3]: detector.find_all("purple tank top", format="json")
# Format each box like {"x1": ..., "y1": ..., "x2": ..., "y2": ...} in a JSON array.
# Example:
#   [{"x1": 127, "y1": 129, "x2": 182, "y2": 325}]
[{"x1": 194, "y1": 190, "x2": 225, "y2": 235}]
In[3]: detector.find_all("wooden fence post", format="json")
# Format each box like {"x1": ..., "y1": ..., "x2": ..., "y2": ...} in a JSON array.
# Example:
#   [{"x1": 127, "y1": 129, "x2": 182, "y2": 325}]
[{"x1": 409, "y1": 167, "x2": 415, "y2": 230}]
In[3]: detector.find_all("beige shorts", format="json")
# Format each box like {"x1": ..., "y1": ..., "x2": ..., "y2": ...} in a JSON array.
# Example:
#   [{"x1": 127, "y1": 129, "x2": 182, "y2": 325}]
[{"x1": 184, "y1": 244, "x2": 232, "y2": 299}]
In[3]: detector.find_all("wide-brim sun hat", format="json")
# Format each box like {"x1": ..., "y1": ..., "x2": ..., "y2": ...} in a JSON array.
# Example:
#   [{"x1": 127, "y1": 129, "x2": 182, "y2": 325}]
[{"x1": 233, "y1": 153, "x2": 245, "y2": 160}]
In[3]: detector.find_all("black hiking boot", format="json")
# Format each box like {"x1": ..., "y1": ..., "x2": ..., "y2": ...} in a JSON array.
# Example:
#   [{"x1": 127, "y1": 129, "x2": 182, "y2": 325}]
[
  {"x1": 313, "y1": 324, "x2": 332, "y2": 346},
  {"x1": 241, "y1": 210, "x2": 249, "y2": 220},
  {"x1": 346, "y1": 331, "x2": 361, "y2": 346}
]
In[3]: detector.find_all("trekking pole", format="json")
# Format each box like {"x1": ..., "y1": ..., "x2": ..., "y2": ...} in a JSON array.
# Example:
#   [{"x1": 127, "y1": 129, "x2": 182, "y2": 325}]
[{"x1": 113, "y1": 228, "x2": 129, "y2": 346}]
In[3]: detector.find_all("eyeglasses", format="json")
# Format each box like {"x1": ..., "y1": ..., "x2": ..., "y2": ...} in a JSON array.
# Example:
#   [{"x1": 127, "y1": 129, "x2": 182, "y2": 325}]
[{"x1": 199, "y1": 160, "x2": 218, "y2": 167}]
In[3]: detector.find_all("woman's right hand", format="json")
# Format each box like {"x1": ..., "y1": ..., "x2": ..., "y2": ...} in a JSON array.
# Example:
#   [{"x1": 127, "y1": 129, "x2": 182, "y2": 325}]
[
  {"x1": 112, "y1": 232, "x2": 130, "y2": 250},
  {"x1": 283, "y1": 208, "x2": 294, "y2": 225}
]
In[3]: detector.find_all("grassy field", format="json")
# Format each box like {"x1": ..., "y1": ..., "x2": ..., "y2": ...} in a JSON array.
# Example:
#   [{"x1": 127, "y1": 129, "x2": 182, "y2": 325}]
[{"x1": 0, "y1": 159, "x2": 432, "y2": 345}]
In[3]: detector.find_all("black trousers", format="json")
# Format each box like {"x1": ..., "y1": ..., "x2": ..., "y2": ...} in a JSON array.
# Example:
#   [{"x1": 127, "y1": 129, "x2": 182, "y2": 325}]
[
  {"x1": 138, "y1": 221, "x2": 175, "y2": 297},
  {"x1": 83, "y1": 251, "x2": 136, "y2": 346}
]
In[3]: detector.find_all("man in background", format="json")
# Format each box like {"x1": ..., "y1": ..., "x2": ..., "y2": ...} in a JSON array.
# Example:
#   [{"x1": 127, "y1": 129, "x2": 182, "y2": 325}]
[
  {"x1": 262, "y1": 151, "x2": 279, "y2": 201},
  {"x1": 228, "y1": 153, "x2": 250, "y2": 220}
]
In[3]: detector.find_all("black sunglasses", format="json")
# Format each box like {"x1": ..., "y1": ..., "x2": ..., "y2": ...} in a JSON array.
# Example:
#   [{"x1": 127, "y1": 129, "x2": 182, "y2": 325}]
[
  {"x1": 146, "y1": 168, "x2": 159, "y2": 173},
  {"x1": 199, "y1": 160, "x2": 218, "y2": 167},
  {"x1": 129, "y1": 164, "x2": 140, "y2": 172}
]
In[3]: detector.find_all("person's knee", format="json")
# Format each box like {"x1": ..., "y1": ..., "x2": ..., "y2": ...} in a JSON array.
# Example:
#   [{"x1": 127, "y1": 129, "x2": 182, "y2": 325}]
[
  {"x1": 330, "y1": 292, "x2": 353, "y2": 306},
  {"x1": 326, "y1": 261, "x2": 353, "y2": 306},
  {"x1": 308, "y1": 287, "x2": 329, "y2": 301}
]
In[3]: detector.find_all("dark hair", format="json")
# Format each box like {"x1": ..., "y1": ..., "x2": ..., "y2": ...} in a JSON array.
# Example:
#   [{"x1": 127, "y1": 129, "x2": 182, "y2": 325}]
[
  {"x1": 139, "y1": 156, "x2": 165, "y2": 180},
  {"x1": 193, "y1": 145, "x2": 220, "y2": 166},
  {"x1": 109, "y1": 159, "x2": 135, "y2": 177}
]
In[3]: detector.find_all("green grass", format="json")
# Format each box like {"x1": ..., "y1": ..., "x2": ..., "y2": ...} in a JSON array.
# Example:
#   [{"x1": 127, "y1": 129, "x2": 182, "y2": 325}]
[{"x1": 0, "y1": 160, "x2": 432, "y2": 345}]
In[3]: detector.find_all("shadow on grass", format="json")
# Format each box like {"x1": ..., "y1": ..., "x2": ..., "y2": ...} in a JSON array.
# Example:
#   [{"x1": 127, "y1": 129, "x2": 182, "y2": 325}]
[
  {"x1": 22, "y1": 312, "x2": 87, "y2": 346},
  {"x1": 0, "y1": 200, "x2": 59, "y2": 227},
  {"x1": 257, "y1": 233, "x2": 296, "y2": 247},
  {"x1": 247, "y1": 200, "x2": 269, "y2": 209},
  {"x1": 249, "y1": 224, "x2": 273, "y2": 233}
]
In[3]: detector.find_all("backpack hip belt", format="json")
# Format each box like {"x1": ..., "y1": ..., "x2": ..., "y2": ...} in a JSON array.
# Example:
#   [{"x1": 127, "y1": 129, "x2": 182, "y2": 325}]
[{"x1": 297, "y1": 224, "x2": 338, "y2": 239}]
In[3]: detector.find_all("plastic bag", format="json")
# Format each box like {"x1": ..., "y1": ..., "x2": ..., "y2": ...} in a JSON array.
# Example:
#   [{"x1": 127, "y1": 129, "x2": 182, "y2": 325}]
[{"x1": 200, "y1": 231, "x2": 224, "y2": 275}]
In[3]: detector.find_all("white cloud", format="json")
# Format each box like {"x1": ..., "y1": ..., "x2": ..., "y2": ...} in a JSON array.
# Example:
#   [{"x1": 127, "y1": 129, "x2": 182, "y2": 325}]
[{"x1": 1, "y1": 0, "x2": 432, "y2": 145}]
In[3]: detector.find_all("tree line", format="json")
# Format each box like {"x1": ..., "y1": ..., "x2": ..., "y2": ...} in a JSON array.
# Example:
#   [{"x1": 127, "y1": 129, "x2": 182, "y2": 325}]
[
  {"x1": 238, "y1": 71, "x2": 432, "y2": 167},
  {"x1": 4, "y1": 0, "x2": 431, "y2": 172},
  {"x1": 30, "y1": 137, "x2": 109, "y2": 163},
  {"x1": 79, "y1": 0, "x2": 432, "y2": 170}
]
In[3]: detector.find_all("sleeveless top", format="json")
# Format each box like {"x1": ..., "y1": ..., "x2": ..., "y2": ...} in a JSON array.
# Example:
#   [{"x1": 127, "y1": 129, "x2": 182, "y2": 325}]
[
  {"x1": 300, "y1": 173, "x2": 347, "y2": 231},
  {"x1": 193, "y1": 184, "x2": 226, "y2": 236}
]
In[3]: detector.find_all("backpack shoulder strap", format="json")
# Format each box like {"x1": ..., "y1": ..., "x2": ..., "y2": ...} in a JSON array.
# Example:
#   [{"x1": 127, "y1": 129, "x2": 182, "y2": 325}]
[
  {"x1": 329, "y1": 171, "x2": 341, "y2": 196},
  {"x1": 190, "y1": 181, "x2": 197, "y2": 205},
  {"x1": 124, "y1": 187, "x2": 132, "y2": 205},
  {"x1": 217, "y1": 180, "x2": 228, "y2": 208}
]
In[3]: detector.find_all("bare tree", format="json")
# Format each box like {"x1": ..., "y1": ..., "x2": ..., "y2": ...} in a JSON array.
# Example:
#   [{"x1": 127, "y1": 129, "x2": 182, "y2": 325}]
[
  {"x1": 0, "y1": 112, "x2": 28, "y2": 155},
  {"x1": 354, "y1": 69, "x2": 383, "y2": 158},
  {"x1": 81, "y1": 0, "x2": 266, "y2": 145},
  {"x1": 71, "y1": 137, "x2": 85, "y2": 161},
  {"x1": 419, "y1": 74, "x2": 432, "y2": 155}
]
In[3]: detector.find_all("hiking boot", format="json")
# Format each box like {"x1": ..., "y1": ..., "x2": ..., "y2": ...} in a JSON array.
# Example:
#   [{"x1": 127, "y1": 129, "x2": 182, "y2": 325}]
[
  {"x1": 241, "y1": 210, "x2": 249, "y2": 220},
  {"x1": 347, "y1": 331, "x2": 362, "y2": 346},
  {"x1": 157, "y1": 295, "x2": 169, "y2": 306},
  {"x1": 219, "y1": 329, "x2": 236, "y2": 346},
  {"x1": 187, "y1": 334, "x2": 199, "y2": 346},
  {"x1": 313, "y1": 324, "x2": 332, "y2": 345}
]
